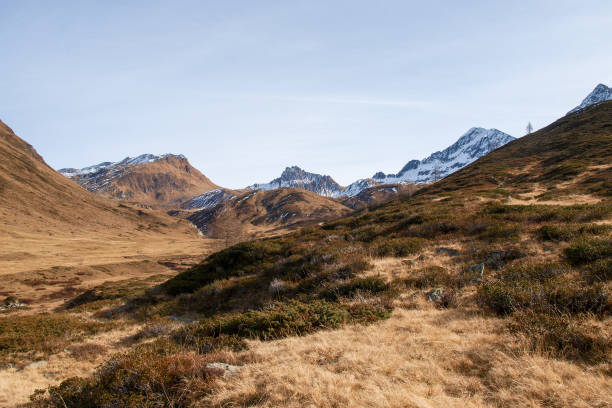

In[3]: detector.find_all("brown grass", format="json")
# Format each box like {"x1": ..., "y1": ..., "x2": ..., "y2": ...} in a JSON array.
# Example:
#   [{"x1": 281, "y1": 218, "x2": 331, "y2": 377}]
[
  {"x1": 202, "y1": 308, "x2": 612, "y2": 408},
  {"x1": 0, "y1": 324, "x2": 144, "y2": 407}
]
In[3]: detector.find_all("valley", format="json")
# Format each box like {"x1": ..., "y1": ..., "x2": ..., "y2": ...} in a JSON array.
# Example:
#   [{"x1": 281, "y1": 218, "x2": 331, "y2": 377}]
[{"x1": 0, "y1": 86, "x2": 611, "y2": 408}]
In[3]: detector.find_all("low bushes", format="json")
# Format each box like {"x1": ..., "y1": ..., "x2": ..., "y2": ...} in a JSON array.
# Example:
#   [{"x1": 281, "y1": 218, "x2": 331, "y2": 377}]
[
  {"x1": 0, "y1": 314, "x2": 111, "y2": 365},
  {"x1": 564, "y1": 238, "x2": 612, "y2": 265},
  {"x1": 510, "y1": 311, "x2": 612, "y2": 363},
  {"x1": 373, "y1": 237, "x2": 424, "y2": 257},
  {"x1": 584, "y1": 258, "x2": 612, "y2": 283},
  {"x1": 536, "y1": 224, "x2": 610, "y2": 241},
  {"x1": 321, "y1": 277, "x2": 389, "y2": 301},
  {"x1": 163, "y1": 240, "x2": 284, "y2": 295},
  {"x1": 405, "y1": 266, "x2": 457, "y2": 289},
  {"x1": 477, "y1": 278, "x2": 608, "y2": 316},
  {"x1": 33, "y1": 346, "x2": 223, "y2": 408},
  {"x1": 174, "y1": 300, "x2": 351, "y2": 343}
]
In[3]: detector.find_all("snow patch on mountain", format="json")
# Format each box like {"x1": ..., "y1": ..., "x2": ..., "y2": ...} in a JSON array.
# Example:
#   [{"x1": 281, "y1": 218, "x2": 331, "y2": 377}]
[
  {"x1": 181, "y1": 188, "x2": 235, "y2": 210},
  {"x1": 59, "y1": 154, "x2": 185, "y2": 177},
  {"x1": 343, "y1": 179, "x2": 378, "y2": 197},
  {"x1": 372, "y1": 128, "x2": 515, "y2": 184},
  {"x1": 567, "y1": 83, "x2": 612, "y2": 115},
  {"x1": 248, "y1": 166, "x2": 346, "y2": 197}
]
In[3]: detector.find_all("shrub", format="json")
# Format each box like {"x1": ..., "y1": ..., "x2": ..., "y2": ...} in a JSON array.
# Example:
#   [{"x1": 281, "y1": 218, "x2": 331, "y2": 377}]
[
  {"x1": 34, "y1": 347, "x2": 222, "y2": 408},
  {"x1": 477, "y1": 279, "x2": 609, "y2": 316},
  {"x1": 565, "y1": 238, "x2": 612, "y2": 265},
  {"x1": 175, "y1": 300, "x2": 351, "y2": 342},
  {"x1": 163, "y1": 240, "x2": 284, "y2": 295},
  {"x1": 67, "y1": 343, "x2": 108, "y2": 362},
  {"x1": 584, "y1": 258, "x2": 612, "y2": 283},
  {"x1": 321, "y1": 277, "x2": 389, "y2": 301},
  {"x1": 477, "y1": 223, "x2": 520, "y2": 241},
  {"x1": 412, "y1": 221, "x2": 459, "y2": 238},
  {"x1": 0, "y1": 314, "x2": 111, "y2": 365},
  {"x1": 405, "y1": 266, "x2": 457, "y2": 289},
  {"x1": 499, "y1": 262, "x2": 568, "y2": 282},
  {"x1": 536, "y1": 224, "x2": 610, "y2": 241},
  {"x1": 373, "y1": 237, "x2": 424, "y2": 257},
  {"x1": 510, "y1": 311, "x2": 612, "y2": 363}
]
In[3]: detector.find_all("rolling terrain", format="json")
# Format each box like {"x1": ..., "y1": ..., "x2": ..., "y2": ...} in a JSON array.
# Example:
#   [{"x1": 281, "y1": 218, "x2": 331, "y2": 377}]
[
  {"x1": 0, "y1": 121, "x2": 214, "y2": 275},
  {"x1": 22, "y1": 102, "x2": 612, "y2": 407},
  {"x1": 187, "y1": 188, "x2": 352, "y2": 240},
  {"x1": 0, "y1": 121, "x2": 221, "y2": 405},
  {"x1": 60, "y1": 154, "x2": 219, "y2": 208}
]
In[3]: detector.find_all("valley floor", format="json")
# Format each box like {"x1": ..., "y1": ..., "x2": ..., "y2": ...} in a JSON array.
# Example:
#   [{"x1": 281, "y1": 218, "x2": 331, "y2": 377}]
[{"x1": 0, "y1": 231, "x2": 219, "y2": 406}]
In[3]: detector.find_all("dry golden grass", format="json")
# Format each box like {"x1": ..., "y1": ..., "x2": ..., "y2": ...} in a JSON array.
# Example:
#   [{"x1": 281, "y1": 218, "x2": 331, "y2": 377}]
[
  {"x1": 0, "y1": 323, "x2": 145, "y2": 407},
  {"x1": 202, "y1": 307, "x2": 612, "y2": 408}
]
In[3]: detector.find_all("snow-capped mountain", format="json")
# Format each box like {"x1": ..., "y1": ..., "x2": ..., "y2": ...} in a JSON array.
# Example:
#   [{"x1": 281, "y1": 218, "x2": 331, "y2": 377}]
[
  {"x1": 59, "y1": 154, "x2": 184, "y2": 178},
  {"x1": 59, "y1": 153, "x2": 218, "y2": 207},
  {"x1": 249, "y1": 166, "x2": 346, "y2": 197},
  {"x1": 181, "y1": 188, "x2": 235, "y2": 210},
  {"x1": 342, "y1": 178, "x2": 379, "y2": 197},
  {"x1": 372, "y1": 128, "x2": 515, "y2": 184},
  {"x1": 567, "y1": 83, "x2": 612, "y2": 115}
]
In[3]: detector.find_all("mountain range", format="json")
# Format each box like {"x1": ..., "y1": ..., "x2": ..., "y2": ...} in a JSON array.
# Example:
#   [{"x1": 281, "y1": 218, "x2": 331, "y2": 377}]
[{"x1": 58, "y1": 83, "x2": 609, "y2": 209}]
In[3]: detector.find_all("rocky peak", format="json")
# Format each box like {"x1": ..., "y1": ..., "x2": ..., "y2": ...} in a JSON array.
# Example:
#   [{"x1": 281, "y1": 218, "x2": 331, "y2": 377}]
[{"x1": 567, "y1": 83, "x2": 612, "y2": 115}]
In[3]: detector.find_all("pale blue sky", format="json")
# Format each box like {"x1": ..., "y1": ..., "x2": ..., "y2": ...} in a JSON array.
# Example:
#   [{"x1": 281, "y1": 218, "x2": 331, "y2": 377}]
[{"x1": 1, "y1": 1, "x2": 611, "y2": 188}]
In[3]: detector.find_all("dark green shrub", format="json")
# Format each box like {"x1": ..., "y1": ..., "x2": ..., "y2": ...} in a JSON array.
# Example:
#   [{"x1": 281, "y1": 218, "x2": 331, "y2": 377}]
[
  {"x1": 35, "y1": 344, "x2": 224, "y2": 408},
  {"x1": 537, "y1": 224, "x2": 610, "y2": 241},
  {"x1": 321, "y1": 277, "x2": 389, "y2": 301},
  {"x1": 510, "y1": 311, "x2": 612, "y2": 363},
  {"x1": 499, "y1": 262, "x2": 568, "y2": 282},
  {"x1": 477, "y1": 223, "x2": 520, "y2": 241},
  {"x1": 0, "y1": 314, "x2": 110, "y2": 361},
  {"x1": 584, "y1": 258, "x2": 612, "y2": 283},
  {"x1": 405, "y1": 266, "x2": 456, "y2": 289},
  {"x1": 163, "y1": 240, "x2": 284, "y2": 295},
  {"x1": 565, "y1": 238, "x2": 612, "y2": 265},
  {"x1": 175, "y1": 300, "x2": 351, "y2": 342},
  {"x1": 373, "y1": 237, "x2": 424, "y2": 257},
  {"x1": 477, "y1": 279, "x2": 609, "y2": 316}
]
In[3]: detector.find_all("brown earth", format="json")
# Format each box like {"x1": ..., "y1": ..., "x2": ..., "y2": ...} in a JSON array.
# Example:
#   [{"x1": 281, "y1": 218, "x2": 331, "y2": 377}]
[
  {"x1": 65, "y1": 155, "x2": 219, "y2": 208},
  {"x1": 187, "y1": 188, "x2": 354, "y2": 240}
]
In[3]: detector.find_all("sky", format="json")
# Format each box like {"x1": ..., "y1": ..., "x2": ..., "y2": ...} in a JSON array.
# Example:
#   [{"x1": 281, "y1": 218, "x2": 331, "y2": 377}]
[{"x1": 1, "y1": 1, "x2": 611, "y2": 188}]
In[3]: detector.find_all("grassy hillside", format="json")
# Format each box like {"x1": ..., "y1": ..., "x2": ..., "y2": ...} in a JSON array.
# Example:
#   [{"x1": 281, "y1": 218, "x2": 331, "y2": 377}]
[
  {"x1": 26, "y1": 103, "x2": 612, "y2": 407},
  {"x1": 0, "y1": 121, "x2": 212, "y2": 276},
  {"x1": 187, "y1": 188, "x2": 353, "y2": 240},
  {"x1": 67, "y1": 155, "x2": 219, "y2": 208}
]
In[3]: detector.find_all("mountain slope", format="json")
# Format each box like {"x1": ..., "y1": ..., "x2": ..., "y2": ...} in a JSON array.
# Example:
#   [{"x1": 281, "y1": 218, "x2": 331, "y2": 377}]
[
  {"x1": 373, "y1": 127, "x2": 515, "y2": 184},
  {"x1": 568, "y1": 83, "x2": 612, "y2": 115},
  {"x1": 0, "y1": 120, "x2": 203, "y2": 274},
  {"x1": 40, "y1": 99, "x2": 612, "y2": 408},
  {"x1": 180, "y1": 188, "x2": 238, "y2": 210},
  {"x1": 187, "y1": 188, "x2": 352, "y2": 239},
  {"x1": 60, "y1": 154, "x2": 218, "y2": 207},
  {"x1": 425, "y1": 100, "x2": 612, "y2": 199}
]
